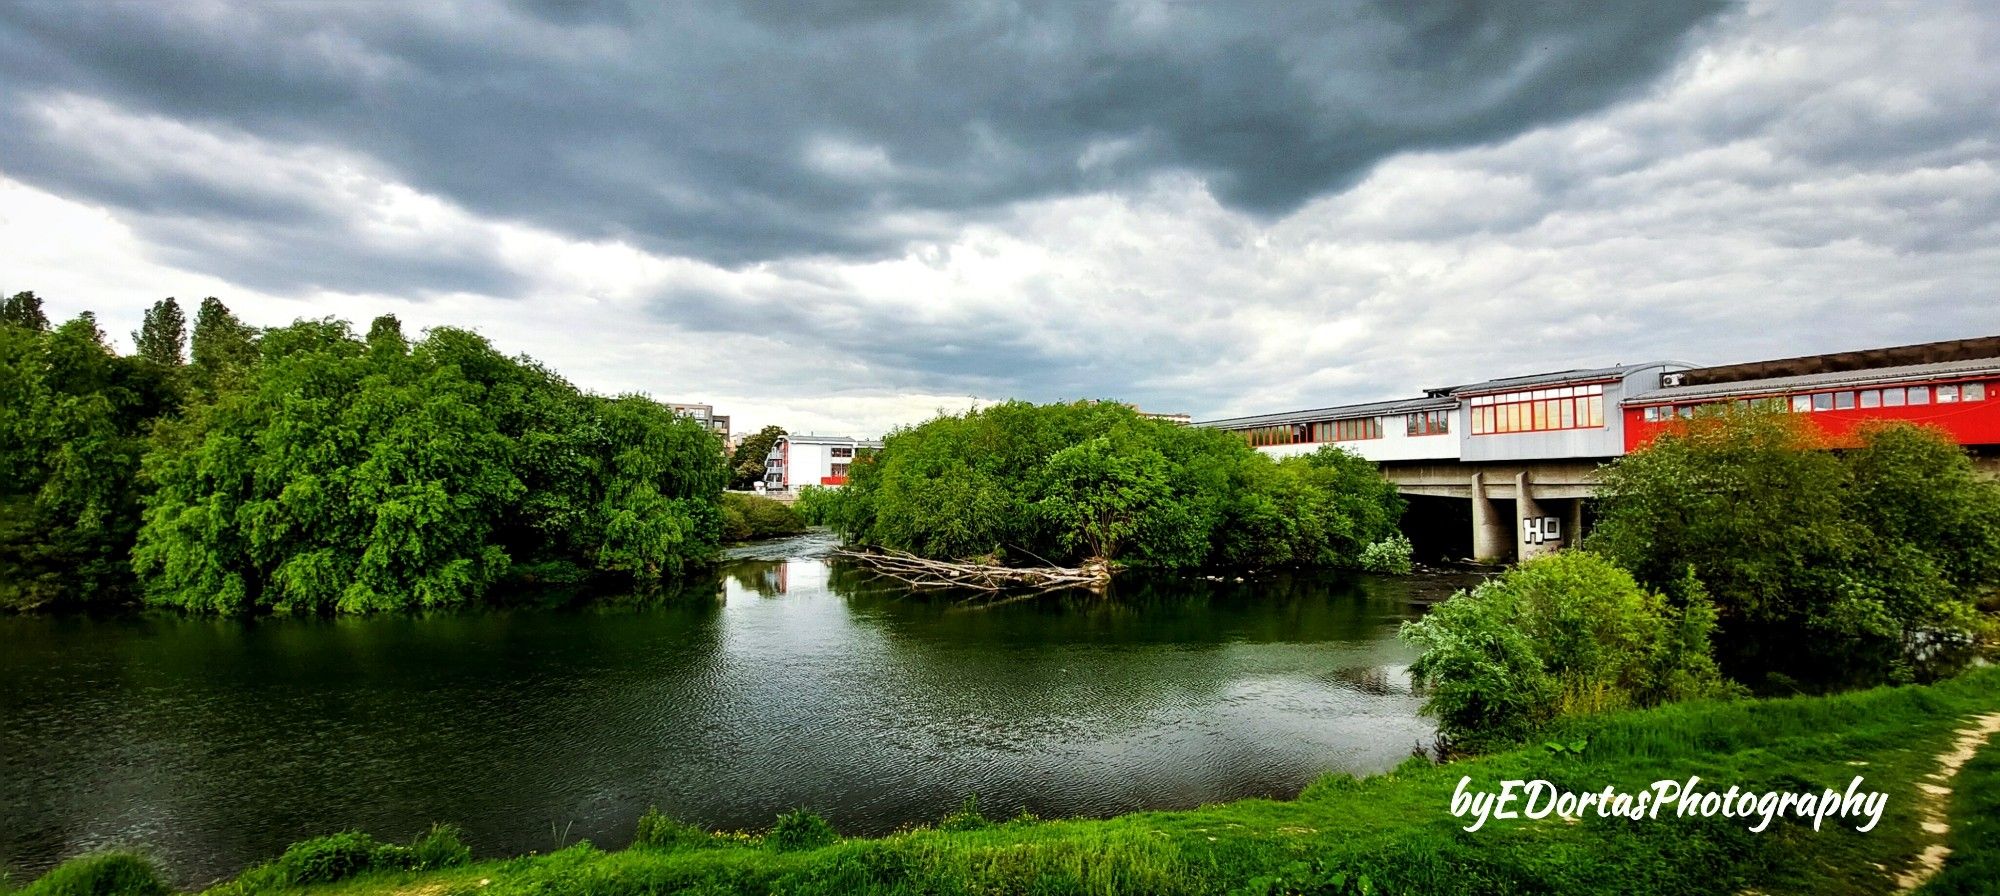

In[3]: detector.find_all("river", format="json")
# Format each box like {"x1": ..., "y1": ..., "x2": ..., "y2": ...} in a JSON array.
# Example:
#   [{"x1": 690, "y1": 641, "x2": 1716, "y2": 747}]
[{"x1": 0, "y1": 532, "x2": 1476, "y2": 885}]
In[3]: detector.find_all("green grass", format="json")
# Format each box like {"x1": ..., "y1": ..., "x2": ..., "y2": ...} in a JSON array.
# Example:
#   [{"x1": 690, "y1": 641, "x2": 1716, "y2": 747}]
[{"x1": 23, "y1": 667, "x2": 2000, "y2": 896}]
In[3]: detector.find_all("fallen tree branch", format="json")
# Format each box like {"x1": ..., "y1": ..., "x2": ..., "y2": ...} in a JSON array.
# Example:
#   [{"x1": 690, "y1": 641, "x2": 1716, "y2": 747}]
[{"x1": 833, "y1": 547, "x2": 1110, "y2": 595}]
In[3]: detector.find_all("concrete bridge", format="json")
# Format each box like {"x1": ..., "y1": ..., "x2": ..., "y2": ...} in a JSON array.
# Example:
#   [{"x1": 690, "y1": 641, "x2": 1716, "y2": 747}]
[{"x1": 1195, "y1": 336, "x2": 2000, "y2": 565}]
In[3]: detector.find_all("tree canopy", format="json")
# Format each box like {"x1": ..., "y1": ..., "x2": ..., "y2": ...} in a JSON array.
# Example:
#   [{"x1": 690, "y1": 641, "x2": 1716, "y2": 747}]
[
  {"x1": 3, "y1": 295, "x2": 728, "y2": 613},
  {"x1": 825, "y1": 400, "x2": 1407, "y2": 570},
  {"x1": 728, "y1": 424, "x2": 785, "y2": 490},
  {"x1": 1589, "y1": 407, "x2": 2000, "y2": 686}
]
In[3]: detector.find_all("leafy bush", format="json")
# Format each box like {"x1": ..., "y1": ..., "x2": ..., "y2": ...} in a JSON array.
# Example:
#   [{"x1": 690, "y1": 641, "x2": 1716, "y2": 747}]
[
  {"x1": 791, "y1": 485, "x2": 842, "y2": 526},
  {"x1": 270, "y1": 831, "x2": 395, "y2": 885},
  {"x1": 247, "y1": 826, "x2": 473, "y2": 887},
  {"x1": 14, "y1": 853, "x2": 168, "y2": 896},
  {"x1": 936, "y1": 796, "x2": 991, "y2": 832},
  {"x1": 833, "y1": 401, "x2": 1403, "y2": 570},
  {"x1": 407, "y1": 824, "x2": 473, "y2": 871},
  {"x1": 768, "y1": 809, "x2": 838, "y2": 852},
  {"x1": 632, "y1": 809, "x2": 720, "y2": 851},
  {"x1": 1402, "y1": 552, "x2": 1731, "y2": 749},
  {"x1": 720, "y1": 493, "x2": 806, "y2": 542},
  {"x1": 1357, "y1": 533, "x2": 1414, "y2": 574},
  {"x1": 1591, "y1": 408, "x2": 2000, "y2": 686}
]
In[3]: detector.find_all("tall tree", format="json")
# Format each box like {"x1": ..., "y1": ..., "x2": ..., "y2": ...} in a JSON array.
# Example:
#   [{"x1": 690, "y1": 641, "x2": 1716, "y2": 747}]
[
  {"x1": 1, "y1": 291, "x2": 50, "y2": 332},
  {"x1": 133, "y1": 297, "x2": 188, "y2": 367},
  {"x1": 366, "y1": 314, "x2": 408, "y2": 353},
  {"x1": 729, "y1": 424, "x2": 786, "y2": 489},
  {"x1": 188, "y1": 297, "x2": 260, "y2": 400}
]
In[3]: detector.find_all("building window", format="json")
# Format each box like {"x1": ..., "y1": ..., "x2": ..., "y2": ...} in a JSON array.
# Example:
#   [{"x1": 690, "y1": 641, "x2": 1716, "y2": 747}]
[
  {"x1": 1330, "y1": 417, "x2": 1382, "y2": 441},
  {"x1": 1908, "y1": 386, "x2": 1931, "y2": 405},
  {"x1": 1811, "y1": 393, "x2": 1833, "y2": 411},
  {"x1": 1406, "y1": 410, "x2": 1450, "y2": 436},
  {"x1": 1468, "y1": 384, "x2": 1605, "y2": 435},
  {"x1": 1967, "y1": 382, "x2": 1988, "y2": 401},
  {"x1": 831, "y1": 446, "x2": 854, "y2": 458},
  {"x1": 1834, "y1": 392, "x2": 1855, "y2": 410},
  {"x1": 1938, "y1": 384, "x2": 1960, "y2": 403},
  {"x1": 830, "y1": 463, "x2": 849, "y2": 478},
  {"x1": 1883, "y1": 388, "x2": 1906, "y2": 407},
  {"x1": 1859, "y1": 390, "x2": 1881, "y2": 408}
]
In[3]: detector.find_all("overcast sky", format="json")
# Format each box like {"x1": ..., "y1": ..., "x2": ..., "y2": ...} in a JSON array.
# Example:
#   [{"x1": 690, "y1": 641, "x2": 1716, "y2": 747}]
[{"x1": 3, "y1": 0, "x2": 1997, "y2": 437}]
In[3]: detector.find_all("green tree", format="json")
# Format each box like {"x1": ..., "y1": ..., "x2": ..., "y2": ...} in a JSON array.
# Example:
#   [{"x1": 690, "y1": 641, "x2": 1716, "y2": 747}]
[
  {"x1": 1034, "y1": 436, "x2": 1171, "y2": 561},
  {"x1": 1590, "y1": 408, "x2": 1997, "y2": 686},
  {"x1": 833, "y1": 401, "x2": 1405, "y2": 570},
  {"x1": 1, "y1": 290, "x2": 50, "y2": 332},
  {"x1": 133, "y1": 297, "x2": 188, "y2": 367},
  {"x1": 0, "y1": 314, "x2": 177, "y2": 608},
  {"x1": 188, "y1": 296, "x2": 260, "y2": 400},
  {"x1": 132, "y1": 319, "x2": 727, "y2": 611},
  {"x1": 729, "y1": 424, "x2": 785, "y2": 490}
]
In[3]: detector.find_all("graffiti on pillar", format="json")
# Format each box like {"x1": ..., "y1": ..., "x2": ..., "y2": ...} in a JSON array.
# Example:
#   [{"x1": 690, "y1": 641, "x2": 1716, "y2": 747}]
[{"x1": 1523, "y1": 516, "x2": 1563, "y2": 546}]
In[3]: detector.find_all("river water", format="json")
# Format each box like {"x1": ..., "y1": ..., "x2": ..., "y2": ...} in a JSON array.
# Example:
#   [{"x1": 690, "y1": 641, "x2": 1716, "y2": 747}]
[{"x1": 0, "y1": 532, "x2": 1474, "y2": 884}]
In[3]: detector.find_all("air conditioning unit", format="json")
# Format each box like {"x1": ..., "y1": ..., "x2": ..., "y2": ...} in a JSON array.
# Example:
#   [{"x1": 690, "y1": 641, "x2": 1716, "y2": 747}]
[{"x1": 1660, "y1": 372, "x2": 1686, "y2": 387}]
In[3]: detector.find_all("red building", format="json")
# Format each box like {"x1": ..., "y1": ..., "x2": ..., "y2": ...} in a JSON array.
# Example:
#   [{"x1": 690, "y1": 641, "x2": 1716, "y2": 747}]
[{"x1": 1623, "y1": 347, "x2": 2000, "y2": 452}]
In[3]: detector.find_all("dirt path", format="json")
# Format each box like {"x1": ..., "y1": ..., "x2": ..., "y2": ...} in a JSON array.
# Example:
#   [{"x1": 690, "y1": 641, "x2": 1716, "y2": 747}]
[{"x1": 1896, "y1": 711, "x2": 2000, "y2": 892}]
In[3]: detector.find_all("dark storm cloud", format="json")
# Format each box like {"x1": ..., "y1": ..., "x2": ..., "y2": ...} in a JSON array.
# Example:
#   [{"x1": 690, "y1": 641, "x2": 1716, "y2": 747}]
[{"x1": 0, "y1": 0, "x2": 1727, "y2": 292}]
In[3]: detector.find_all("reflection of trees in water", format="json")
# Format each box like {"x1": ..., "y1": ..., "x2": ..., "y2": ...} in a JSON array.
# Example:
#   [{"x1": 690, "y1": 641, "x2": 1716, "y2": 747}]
[
  {"x1": 821, "y1": 565, "x2": 1432, "y2": 647},
  {"x1": 0, "y1": 598, "x2": 736, "y2": 885},
  {"x1": 1329, "y1": 666, "x2": 1397, "y2": 696},
  {"x1": 724, "y1": 559, "x2": 789, "y2": 597}
]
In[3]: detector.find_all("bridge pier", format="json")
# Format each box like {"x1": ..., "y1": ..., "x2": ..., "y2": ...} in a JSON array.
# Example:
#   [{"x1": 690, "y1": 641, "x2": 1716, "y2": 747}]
[{"x1": 1470, "y1": 472, "x2": 1511, "y2": 563}]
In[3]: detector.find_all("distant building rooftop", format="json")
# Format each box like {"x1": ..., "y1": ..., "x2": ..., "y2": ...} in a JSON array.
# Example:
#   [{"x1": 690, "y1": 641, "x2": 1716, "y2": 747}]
[
  {"x1": 1677, "y1": 335, "x2": 2000, "y2": 388},
  {"x1": 1194, "y1": 394, "x2": 1454, "y2": 429},
  {"x1": 1627, "y1": 356, "x2": 2000, "y2": 404},
  {"x1": 1425, "y1": 361, "x2": 1692, "y2": 398}
]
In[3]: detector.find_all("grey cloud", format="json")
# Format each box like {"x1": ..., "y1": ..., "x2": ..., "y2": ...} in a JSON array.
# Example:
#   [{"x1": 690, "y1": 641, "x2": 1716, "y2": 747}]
[{"x1": 0, "y1": 0, "x2": 1727, "y2": 286}]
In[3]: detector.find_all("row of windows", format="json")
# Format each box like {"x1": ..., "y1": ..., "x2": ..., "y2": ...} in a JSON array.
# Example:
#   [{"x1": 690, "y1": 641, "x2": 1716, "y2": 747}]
[
  {"x1": 1470, "y1": 395, "x2": 1606, "y2": 435},
  {"x1": 1407, "y1": 410, "x2": 1451, "y2": 436},
  {"x1": 1467, "y1": 383, "x2": 1603, "y2": 406},
  {"x1": 1641, "y1": 381, "x2": 1991, "y2": 421},
  {"x1": 1239, "y1": 411, "x2": 1455, "y2": 446}
]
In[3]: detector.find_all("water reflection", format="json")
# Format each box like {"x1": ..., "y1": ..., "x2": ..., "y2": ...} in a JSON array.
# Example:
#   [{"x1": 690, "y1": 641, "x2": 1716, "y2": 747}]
[{"x1": 0, "y1": 542, "x2": 1459, "y2": 885}]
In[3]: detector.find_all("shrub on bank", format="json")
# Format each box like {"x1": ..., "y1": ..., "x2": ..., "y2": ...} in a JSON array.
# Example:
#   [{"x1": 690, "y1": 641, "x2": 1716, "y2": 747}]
[
  {"x1": 769, "y1": 810, "x2": 838, "y2": 852},
  {"x1": 1357, "y1": 533, "x2": 1414, "y2": 574},
  {"x1": 219, "y1": 826, "x2": 472, "y2": 891},
  {"x1": 1401, "y1": 552, "x2": 1733, "y2": 749},
  {"x1": 12, "y1": 853, "x2": 169, "y2": 896},
  {"x1": 720, "y1": 494, "x2": 806, "y2": 542}
]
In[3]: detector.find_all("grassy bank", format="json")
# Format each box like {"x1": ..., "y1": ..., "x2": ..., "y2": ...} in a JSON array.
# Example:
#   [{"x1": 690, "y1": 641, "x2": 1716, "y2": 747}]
[{"x1": 15, "y1": 667, "x2": 2000, "y2": 896}]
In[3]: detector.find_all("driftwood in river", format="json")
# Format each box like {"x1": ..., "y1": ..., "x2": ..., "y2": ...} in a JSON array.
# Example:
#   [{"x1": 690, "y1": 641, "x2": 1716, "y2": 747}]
[{"x1": 834, "y1": 547, "x2": 1110, "y2": 595}]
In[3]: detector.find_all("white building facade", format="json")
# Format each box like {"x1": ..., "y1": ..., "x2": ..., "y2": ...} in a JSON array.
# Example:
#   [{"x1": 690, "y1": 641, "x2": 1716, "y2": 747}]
[{"x1": 762, "y1": 435, "x2": 884, "y2": 492}]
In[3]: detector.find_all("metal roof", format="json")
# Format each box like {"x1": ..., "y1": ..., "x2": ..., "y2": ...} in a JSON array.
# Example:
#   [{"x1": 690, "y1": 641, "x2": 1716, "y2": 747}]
[
  {"x1": 1193, "y1": 394, "x2": 1455, "y2": 429},
  {"x1": 1626, "y1": 356, "x2": 2000, "y2": 405},
  {"x1": 1425, "y1": 361, "x2": 1694, "y2": 397},
  {"x1": 776, "y1": 434, "x2": 884, "y2": 446}
]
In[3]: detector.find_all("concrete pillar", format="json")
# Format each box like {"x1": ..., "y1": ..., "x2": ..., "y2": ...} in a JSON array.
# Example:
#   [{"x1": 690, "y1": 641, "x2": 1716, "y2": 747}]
[
  {"x1": 1567, "y1": 499, "x2": 1585, "y2": 550},
  {"x1": 1470, "y1": 472, "x2": 1510, "y2": 563},
  {"x1": 1516, "y1": 472, "x2": 1559, "y2": 561}
]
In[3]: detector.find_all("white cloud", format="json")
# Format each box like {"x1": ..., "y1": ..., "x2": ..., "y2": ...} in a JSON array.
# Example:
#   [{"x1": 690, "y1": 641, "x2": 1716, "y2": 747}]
[{"x1": 3, "y1": 0, "x2": 1999, "y2": 436}]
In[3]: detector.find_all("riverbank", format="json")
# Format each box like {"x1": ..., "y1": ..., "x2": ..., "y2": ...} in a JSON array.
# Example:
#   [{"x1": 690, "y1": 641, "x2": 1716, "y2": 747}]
[{"x1": 23, "y1": 666, "x2": 1997, "y2": 896}]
